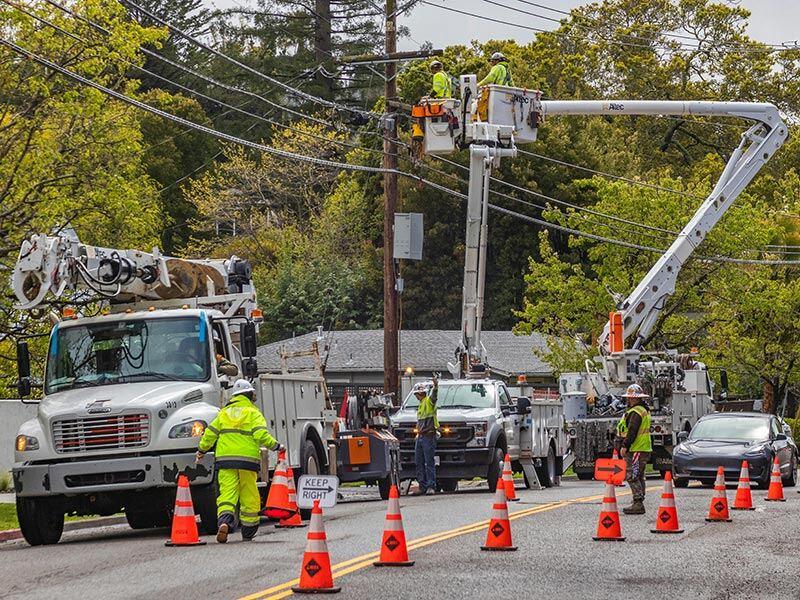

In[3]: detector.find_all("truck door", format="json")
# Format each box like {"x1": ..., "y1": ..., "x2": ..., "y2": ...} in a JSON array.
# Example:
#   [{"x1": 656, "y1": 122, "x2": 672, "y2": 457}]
[{"x1": 498, "y1": 385, "x2": 519, "y2": 459}]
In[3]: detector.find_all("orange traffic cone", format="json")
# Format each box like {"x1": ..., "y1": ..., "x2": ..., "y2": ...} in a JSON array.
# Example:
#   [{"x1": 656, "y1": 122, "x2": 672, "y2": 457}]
[
  {"x1": 705, "y1": 466, "x2": 732, "y2": 522},
  {"x1": 650, "y1": 471, "x2": 683, "y2": 534},
  {"x1": 481, "y1": 474, "x2": 517, "y2": 551},
  {"x1": 266, "y1": 450, "x2": 293, "y2": 520},
  {"x1": 611, "y1": 449, "x2": 625, "y2": 487},
  {"x1": 276, "y1": 467, "x2": 306, "y2": 528},
  {"x1": 373, "y1": 484, "x2": 414, "y2": 567},
  {"x1": 165, "y1": 473, "x2": 206, "y2": 546},
  {"x1": 732, "y1": 461, "x2": 755, "y2": 511},
  {"x1": 502, "y1": 453, "x2": 519, "y2": 502},
  {"x1": 765, "y1": 455, "x2": 786, "y2": 502},
  {"x1": 292, "y1": 500, "x2": 341, "y2": 594},
  {"x1": 592, "y1": 482, "x2": 625, "y2": 541}
]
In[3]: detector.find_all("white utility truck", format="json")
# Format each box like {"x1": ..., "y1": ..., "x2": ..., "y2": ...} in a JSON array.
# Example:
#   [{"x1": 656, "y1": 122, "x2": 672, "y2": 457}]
[
  {"x1": 410, "y1": 76, "x2": 787, "y2": 481},
  {"x1": 10, "y1": 233, "x2": 336, "y2": 545}
]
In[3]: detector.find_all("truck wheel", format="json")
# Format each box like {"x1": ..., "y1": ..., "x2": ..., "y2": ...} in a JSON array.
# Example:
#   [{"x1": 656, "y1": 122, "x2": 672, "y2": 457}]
[
  {"x1": 576, "y1": 471, "x2": 594, "y2": 481},
  {"x1": 17, "y1": 496, "x2": 64, "y2": 546},
  {"x1": 673, "y1": 477, "x2": 689, "y2": 488},
  {"x1": 299, "y1": 440, "x2": 321, "y2": 519},
  {"x1": 536, "y1": 446, "x2": 556, "y2": 488},
  {"x1": 125, "y1": 507, "x2": 170, "y2": 530},
  {"x1": 438, "y1": 479, "x2": 459, "y2": 493},
  {"x1": 191, "y1": 479, "x2": 219, "y2": 535},
  {"x1": 487, "y1": 447, "x2": 504, "y2": 492},
  {"x1": 378, "y1": 476, "x2": 391, "y2": 500}
]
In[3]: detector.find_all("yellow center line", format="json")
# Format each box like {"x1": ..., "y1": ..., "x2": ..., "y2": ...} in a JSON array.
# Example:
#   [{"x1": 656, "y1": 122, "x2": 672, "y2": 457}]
[{"x1": 239, "y1": 485, "x2": 656, "y2": 600}]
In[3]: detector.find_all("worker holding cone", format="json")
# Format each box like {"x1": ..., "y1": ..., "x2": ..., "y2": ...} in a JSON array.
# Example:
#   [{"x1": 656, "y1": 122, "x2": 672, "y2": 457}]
[
  {"x1": 732, "y1": 461, "x2": 755, "y2": 511},
  {"x1": 482, "y1": 473, "x2": 517, "y2": 551},
  {"x1": 593, "y1": 482, "x2": 625, "y2": 541},
  {"x1": 765, "y1": 455, "x2": 786, "y2": 502},
  {"x1": 374, "y1": 484, "x2": 415, "y2": 566},
  {"x1": 276, "y1": 466, "x2": 306, "y2": 528},
  {"x1": 502, "y1": 453, "x2": 519, "y2": 502},
  {"x1": 650, "y1": 471, "x2": 683, "y2": 534},
  {"x1": 292, "y1": 500, "x2": 341, "y2": 594},
  {"x1": 165, "y1": 473, "x2": 206, "y2": 546},
  {"x1": 197, "y1": 379, "x2": 284, "y2": 543},
  {"x1": 266, "y1": 452, "x2": 294, "y2": 521},
  {"x1": 705, "y1": 466, "x2": 732, "y2": 522}
]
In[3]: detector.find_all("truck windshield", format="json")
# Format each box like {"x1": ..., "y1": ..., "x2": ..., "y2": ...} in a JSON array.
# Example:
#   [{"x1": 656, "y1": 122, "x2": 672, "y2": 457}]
[
  {"x1": 45, "y1": 317, "x2": 210, "y2": 394},
  {"x1": 689, "y1": 417, "x2": 770, "y2": 442},
  {"x1": 403, "y1": 384, "x2": 496, "y2": 410}
]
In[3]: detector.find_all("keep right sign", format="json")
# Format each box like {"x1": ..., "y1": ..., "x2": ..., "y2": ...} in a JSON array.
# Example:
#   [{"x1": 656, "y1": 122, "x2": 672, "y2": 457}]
[{"x1": 297, "y1": 474, "x2": 340, "y2": 509}]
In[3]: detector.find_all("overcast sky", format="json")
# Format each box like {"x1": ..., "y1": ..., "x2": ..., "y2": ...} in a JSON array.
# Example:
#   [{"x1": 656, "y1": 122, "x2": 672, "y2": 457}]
[{"x1": 207, "y1": 0, "x2": 800, "y2": 51}]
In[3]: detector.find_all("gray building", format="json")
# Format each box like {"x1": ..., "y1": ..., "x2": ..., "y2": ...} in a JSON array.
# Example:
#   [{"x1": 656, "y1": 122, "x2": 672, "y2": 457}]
[{"x1": 257, "y1": 329, "x2": 556, "y2": 404}]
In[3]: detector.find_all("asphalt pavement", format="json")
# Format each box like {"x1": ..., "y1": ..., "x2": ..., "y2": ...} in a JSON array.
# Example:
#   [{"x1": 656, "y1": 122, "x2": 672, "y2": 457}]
[{"x1": 1, "y1": 479, "x2": 798, "y2": 600}]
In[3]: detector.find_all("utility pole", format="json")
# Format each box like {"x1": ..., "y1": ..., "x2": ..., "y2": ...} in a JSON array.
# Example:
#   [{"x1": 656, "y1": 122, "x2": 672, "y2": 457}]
[
  {"x1": 314, "y1": 0, "x2": 333, "y2": 100},
  {"x1": 383, "y1": 0, "x2": 399, "y2": 400}
]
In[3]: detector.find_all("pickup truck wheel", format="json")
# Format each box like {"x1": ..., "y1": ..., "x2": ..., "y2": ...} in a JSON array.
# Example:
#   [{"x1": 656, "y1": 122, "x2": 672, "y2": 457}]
[
  {"x1": 17, "y1": 497, "x2": 64, "y2": 546},
  {"x1": 536, "y1": 446, "x2": 556, "y2": 488},
  {"x1": 487, "y1": 447, "x2": 504, "y2": 492},
  {"x1": 438, "y1": 479, "x2": 459, "y2": 493},
  {"x1": 191, "y1": 479, "x2": 219, "y2": 535},
  {"x1": 378, "y1": 476, "x2": 391, "y2": 500},
  {"x1": 299, "y1": 440, "x2": 321, "y2": 519}
]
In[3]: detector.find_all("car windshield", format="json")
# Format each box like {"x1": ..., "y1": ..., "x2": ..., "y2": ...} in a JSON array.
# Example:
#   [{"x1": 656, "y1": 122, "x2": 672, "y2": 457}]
[
  {"x1": 45, "y1": 317, "x2": 210, "y2": 394},
  {"x1": 689, "y1": 417, "x2": 770, "y2": 442},
  {"x1": 402, "y1": 383, "x2": 496, "y2": 410}
]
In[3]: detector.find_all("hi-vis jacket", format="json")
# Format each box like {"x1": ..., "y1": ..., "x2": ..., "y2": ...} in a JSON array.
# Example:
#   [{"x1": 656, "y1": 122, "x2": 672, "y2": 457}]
[
  {"x1": 198, "y1": 394, "x2": 279, "y2": 471},
  {"x1": 431, "y1": 70, "x2": 452, "y2": 98},
  {"x1": 478, "y1": 61, "x2": 513, "y2": 87}
]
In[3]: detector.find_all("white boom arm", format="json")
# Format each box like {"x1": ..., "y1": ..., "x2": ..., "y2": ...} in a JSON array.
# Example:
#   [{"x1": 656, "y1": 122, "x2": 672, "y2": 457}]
[{"x1": 12, "y1": 233, "x2": 257, "y2": 318}]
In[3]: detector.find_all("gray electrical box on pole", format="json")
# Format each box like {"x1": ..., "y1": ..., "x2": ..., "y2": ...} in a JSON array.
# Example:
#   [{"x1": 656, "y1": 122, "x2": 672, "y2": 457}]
[{"x1": 393, "y1": 213, "x2": 424, "y2": 260}]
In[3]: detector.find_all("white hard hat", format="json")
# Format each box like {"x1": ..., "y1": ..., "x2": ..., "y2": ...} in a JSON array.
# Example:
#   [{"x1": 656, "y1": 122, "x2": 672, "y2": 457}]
[
  {"x1": 233, "y1": 379, "x2": 255, "y2": 395},
  {"x1": 490, "y1": 51, "x2": 506, "y2": 61},
  {"x1": 430, "y1": 60, "x2": 443, "y2": 69},
  {"x1": 412, "y1": 382, "x2": 430, "y2": 395},
  {"x1": 622, "y1": 384, "x2": 648, "y2": 398}
]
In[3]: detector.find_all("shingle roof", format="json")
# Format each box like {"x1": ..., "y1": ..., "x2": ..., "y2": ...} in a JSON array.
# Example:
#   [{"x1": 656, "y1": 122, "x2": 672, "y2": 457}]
[{"x1": 257, "y1": 329, "x2": 552, "y2": 376}]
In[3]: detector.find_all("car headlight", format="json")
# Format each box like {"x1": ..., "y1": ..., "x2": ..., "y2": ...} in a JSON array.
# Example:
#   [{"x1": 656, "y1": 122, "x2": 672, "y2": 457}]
[
  {"x1": 169, "y1": 420, "x2": 206, "y2": 439},
  {"x1": 16, "y1": 435, "x2": 39, "y2": 452},
  {"x1": 467, "y1": 421, "x2": 488, "y2": 447},
  {"x1": 744, "y1": 443, "x2": 769, "y2": 456},
  {"x1": 673, "y1": 444, "x2": 693, "y2": 456}
]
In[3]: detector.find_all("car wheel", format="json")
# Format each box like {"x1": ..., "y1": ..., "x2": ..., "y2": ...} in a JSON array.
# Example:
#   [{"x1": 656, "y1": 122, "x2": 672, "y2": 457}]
[
  {"x1": 673, "y1": 477, "x2": 689, "y2": 488},
  {"x1": 783, "y1": 453, "x2": 798, "y2": 488},
  {"x1": 487, "y1": 447, "x2": 504, "y2": 492},
  {"x1": 756, "y1": 463, "x2": 772, "y2": 490}
]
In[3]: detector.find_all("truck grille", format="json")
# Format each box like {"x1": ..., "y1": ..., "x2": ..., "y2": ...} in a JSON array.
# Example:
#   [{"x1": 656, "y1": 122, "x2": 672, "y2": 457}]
[{"x1": 52, "y1": 413, "x2": 150, "y2": 453}]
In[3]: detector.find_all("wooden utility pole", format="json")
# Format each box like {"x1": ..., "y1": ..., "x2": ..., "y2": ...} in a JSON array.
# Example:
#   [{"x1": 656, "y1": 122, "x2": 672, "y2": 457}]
[
  {"x1": 383, "y1": 0, "x2": 399, "y2": 399},
  {"x1": 314, "y1": 0, "x2": 333, "y2": 100}
]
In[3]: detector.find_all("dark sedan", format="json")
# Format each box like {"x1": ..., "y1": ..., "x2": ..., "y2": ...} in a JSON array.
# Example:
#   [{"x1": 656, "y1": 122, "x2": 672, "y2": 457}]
[{"x1": 672, "y1": 412, "x2": 797, "y2": 489}]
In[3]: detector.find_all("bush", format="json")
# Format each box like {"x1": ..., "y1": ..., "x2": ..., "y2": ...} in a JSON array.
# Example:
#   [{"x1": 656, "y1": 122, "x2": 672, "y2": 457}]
[
  {"x1": 783, "y1": 417, "x2": 800, "y2": 447},
  {"x1": 0, "y1": 472, "x2": 11, "y2": 493}
]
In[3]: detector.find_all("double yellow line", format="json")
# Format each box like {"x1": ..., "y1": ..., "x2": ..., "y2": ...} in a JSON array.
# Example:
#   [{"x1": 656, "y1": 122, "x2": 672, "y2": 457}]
[{"x1": 239, "y1": 488, "x2": 624, "y2": 600}]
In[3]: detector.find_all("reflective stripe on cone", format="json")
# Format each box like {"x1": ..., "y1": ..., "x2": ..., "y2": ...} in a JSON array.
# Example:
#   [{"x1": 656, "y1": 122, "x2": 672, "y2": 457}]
[
  {"x1": 276, "y1": 466, "x2": 306, "y2": 528},
  {"x1": 292, "y1": 500, "x2": 341, "y2": 594},
  {"x1": 765, "y1": 456, "x2": 786, "y2": 502},
  {"x1": 481, "y1": 477, "x2": 517, "y2": 551},
  {"x1": 650, "y1": 471, "x2": 683, "y2": 534},
  {"x1": 374, "y1": 485, "x2": 415, "y2": 567},
  {"x1": 705, "y1": 466, "x2": 732, "y2": 522},
  {"x1": 165, "y1": 473, "x2": 206, "y2": 546},
  {"x1": 593, "y1": 482, "x2": 625, "y2": 541},
  {"x1": 732, "y1": 460, "x2": 755, "y2": 511},
  {"x1": 502, "y1": 453, "x2": 519, "y2": 502}
]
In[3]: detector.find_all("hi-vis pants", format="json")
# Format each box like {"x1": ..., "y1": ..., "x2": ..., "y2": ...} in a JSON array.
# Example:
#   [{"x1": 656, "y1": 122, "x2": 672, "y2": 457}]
[{"x1": 217, "y1": 469, "x2": 261, "y2": 537}]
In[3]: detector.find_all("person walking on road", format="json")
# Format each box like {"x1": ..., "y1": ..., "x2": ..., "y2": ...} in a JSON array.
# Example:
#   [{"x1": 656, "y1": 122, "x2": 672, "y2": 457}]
[
  {"x1": 478, "y1": 52, "x2": 513, "y2": 87},
  {"x1": 196, "y1": 378, "x2": 283, "y2": 542},
  {"x1": 429, "y1": 60, "x2": 452, "y2": 98},
  {"x1": 617, "y1": 384, "x2": 652, "y2": 515},
  {"x1": 412, "y1": 377, "x2": 439, "y2": 495}
]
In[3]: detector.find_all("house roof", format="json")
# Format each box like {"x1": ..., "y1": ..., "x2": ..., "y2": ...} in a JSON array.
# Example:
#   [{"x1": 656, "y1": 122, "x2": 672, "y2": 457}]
[{"x1": 257, "y1": 329, "x2": 553, "y2": 377}]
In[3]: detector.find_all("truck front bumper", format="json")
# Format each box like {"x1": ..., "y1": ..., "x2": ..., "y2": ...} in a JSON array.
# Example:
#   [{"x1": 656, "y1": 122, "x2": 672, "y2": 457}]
[
  {"x1": 398, "y1": 446, "x2": 494, "y2": 479},
  {"x1": 13, "y1": 452, "x2": 215, "y2": 497}
]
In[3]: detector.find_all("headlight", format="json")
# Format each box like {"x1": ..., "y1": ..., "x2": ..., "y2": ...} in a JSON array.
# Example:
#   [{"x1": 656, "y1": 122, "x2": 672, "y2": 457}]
[
  {"x1": 169, "y1": 420, "x2": 206, "y2": 439},
  {"x1": 673, "y1": 444, "x2": 693, "y2": 456},
  {"x1": 16, "y1": 435, "x2": 39, "y2": 452},
  {"x1": 744, "y1": 443, "x2": 769, "y2": 456},
  {"x1": 467, "y1": 421, "x2": 488, "y2": 447}
]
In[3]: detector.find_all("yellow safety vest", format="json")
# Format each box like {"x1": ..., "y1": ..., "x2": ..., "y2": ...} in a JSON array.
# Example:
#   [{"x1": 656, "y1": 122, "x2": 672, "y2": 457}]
[{"x1": 432, "y1": 71, "x2": 452, "y2": 98}]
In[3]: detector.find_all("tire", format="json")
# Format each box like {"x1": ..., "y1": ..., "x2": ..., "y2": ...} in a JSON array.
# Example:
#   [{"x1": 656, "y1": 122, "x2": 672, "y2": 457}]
[
  {"x1": 673, "y1": 477, "x2": 689, "y2": 488},
  {"x1": 756, "y1": 460, "x2": 772, "y2": 490},
  {"x1": 535, "y1": 446, "x2": 556, "y2": 488},
  {"x1": 125, "y1": 506, "x2": 170, "y2": 530},
  {"x1": 782, "y1": 453, "x2": 797, "y2": 488},
  {"x1": 576, "y1": 471, "x2": 594, "y2": 481},
  {"x1": 191, "y1": 477, "x2": 219, "y2": 535},
  {"x1": 16, "y1": 496, "x2": 65, "y2": 546},
  {"x1": 487, "y1": 447, "x2": 504, "y2": 492},
  {"x1": 378, "y1": 476, "x2": 391, "y2": 500},
  {"x1": 438, "y1": 478, "x2": 459, "y2": 493},
  {"x1": 299, "y1": 439, "x2": 321, "y2": 519}
]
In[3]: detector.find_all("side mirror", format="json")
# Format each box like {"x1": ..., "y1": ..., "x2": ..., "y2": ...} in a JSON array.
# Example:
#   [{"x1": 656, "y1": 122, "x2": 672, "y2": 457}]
[
  {"x1": 240, "y1": 321, "x2": 258, "y2": 358},
  {"x1": 677, "y1": 431, "x2": 689, "y2": 443},
  {"x1": 16, "y1": 340, "x2": 32, "y2": 398},
  {"x1": 775, "y1": 433, "x2": 788, "y2": 441},
  {"x1": 501, "y1": 407, "x2": 511, "y2": 417},
  {"x1": 515, "y1": 397, "x2": 531, "y2": 415},
  {"x1": 242, "y1": 357, "x2": 259, "y2": 379},
  {"x1": 220, "y1": 379, "x2": 232, "y2": 390}
]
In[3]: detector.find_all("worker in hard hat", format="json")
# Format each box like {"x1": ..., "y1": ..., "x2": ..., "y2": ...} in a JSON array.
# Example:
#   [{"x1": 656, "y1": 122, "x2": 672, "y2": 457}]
[
  {"x1": 429, "y1": 60, "x2": 452, "y2": 98},
  {"x1": 617, "y1": 384, "x2": 652, "y2": 515},
  {"x1": 196, "y1": 378, "x2": 284, "y2": 542},
  {"x1": 478, "y1": 51, "x2": 513, "y2": 87},
  {"x1": 411, "y1": 376, "x2": 439, "y2": 495}
]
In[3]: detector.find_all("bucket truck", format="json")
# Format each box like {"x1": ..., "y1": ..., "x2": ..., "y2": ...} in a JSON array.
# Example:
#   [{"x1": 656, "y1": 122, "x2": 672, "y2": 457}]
[{"x1": 410, "y1": 77, "x2": 788, "y2": 481}]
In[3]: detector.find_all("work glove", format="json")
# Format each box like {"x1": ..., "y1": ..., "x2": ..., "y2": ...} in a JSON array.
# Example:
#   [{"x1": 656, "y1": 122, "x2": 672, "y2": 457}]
[
  {"x1": 275, "y1": 443, "x2": 286, "y2": 454},
  {"x1": 195, "y1": 450, "x2": 205, "y2": 463}
]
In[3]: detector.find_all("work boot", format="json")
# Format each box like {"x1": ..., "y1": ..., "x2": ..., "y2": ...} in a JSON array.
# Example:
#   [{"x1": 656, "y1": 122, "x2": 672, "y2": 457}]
[
  {"x1": 425, "y1": 488, "x2": 436, "y2": 495},
  {"x1": 622, "y1": 500, "x2": 645, "y2": 515},
  {"x1": 216, "y1": 523, "x2": 229, "y2": 543}
]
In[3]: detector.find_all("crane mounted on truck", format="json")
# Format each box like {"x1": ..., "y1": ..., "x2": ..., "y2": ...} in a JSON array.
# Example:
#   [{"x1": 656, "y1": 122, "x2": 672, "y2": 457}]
[
  {"x1": 409, "y1": 75, "x2": 788, "y2": 482},
  {"x1": 9, "y1": 233, "x2": 399, "y2": 546}
]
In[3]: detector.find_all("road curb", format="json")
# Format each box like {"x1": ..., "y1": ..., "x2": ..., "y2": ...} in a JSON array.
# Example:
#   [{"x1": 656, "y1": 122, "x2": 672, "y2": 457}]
[{"x1": 0, "y1": 515, "x2": 128, "y2": 542}]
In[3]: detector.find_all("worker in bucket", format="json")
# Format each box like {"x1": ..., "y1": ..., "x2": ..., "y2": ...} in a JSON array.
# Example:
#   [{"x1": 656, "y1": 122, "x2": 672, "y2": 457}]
[
  {"x1": 411, "y1": 376, "x2": 439, "y2": 495},
  {"x1": 617, "y1": 384, "x2": 652, "y2": 515},
  {"x1": 478, "y1": 51, "x2": 513, "y2": 87},
  {"x1": 196, "y1": 379, "x2": 284, "y2": 542},
  {"x1": 429, "y1": 60, "x2": 452, "y2": 98}
]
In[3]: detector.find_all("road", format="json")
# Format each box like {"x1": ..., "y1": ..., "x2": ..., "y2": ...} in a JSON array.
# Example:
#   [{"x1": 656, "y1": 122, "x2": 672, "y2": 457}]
[{"x1": 1, "y1": 478, "x2": 798, "y2": 600}]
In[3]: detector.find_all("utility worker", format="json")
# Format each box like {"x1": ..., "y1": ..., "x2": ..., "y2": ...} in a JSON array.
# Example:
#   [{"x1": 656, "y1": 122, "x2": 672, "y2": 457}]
[
  {"x1": 411, "y1": 376, "x2": 439, "y2": 495},
  {"x1": 429, "y1": 60, "x2": 452, "y2": 98},
  {"x1": 213, "y1": 332, "x2": 238, "y2": 377},
  {"x1": 617, "y1": 384, "x2": 652, "y2": 515},
  {"x1": 196, "y1": 378, "x2": 284, "y2": 542},
  {"x1": 478, "y1": 51, "x2": 513, "y2": 87}
]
